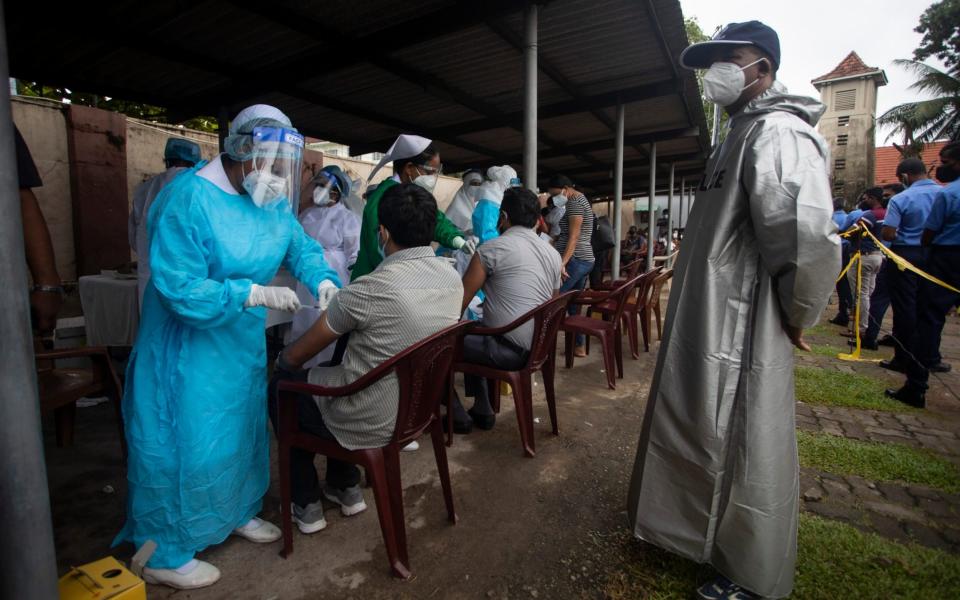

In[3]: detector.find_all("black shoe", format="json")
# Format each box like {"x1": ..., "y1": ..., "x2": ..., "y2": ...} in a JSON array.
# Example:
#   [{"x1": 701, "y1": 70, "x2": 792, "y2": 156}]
[
  {"x1": 442, "y1": 414, "x2": 474, "y2": 434},
  {"x1": 929, "y1": 362, "x2": 952, "y2": 373},
  {"x1": 878, "y1": 335, "x2": 895, "y2": 347},
  {"x1": 885, "y1": 386, "x2": 925, "y2": 409},
  {"x1": 849, "y1": 339, "x2": 879, "y2": 350},
  {"x1": 879, "y1": 358, "x2": 908, "y2": 373},
  {"x1": 467, "y1": 408, "x2": 496, "y2": 431},
  {"x1": 829, "y1": 315, "x2": 850, "y2": 326}
]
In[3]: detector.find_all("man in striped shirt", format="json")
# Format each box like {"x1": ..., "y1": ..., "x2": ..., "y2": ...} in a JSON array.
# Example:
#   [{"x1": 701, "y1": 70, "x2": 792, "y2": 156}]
[
  {"x1": 270, "y1": 183, "x2": 463, "y2": 535},
  {"x1": 547, "y1": 174, "x2": 595, "y2": 355}
]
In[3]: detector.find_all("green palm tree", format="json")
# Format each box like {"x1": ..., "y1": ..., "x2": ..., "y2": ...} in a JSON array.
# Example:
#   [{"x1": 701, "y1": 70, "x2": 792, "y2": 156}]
[{"x1": 878, "y1": 60, "x2": 960, "y2": 156}]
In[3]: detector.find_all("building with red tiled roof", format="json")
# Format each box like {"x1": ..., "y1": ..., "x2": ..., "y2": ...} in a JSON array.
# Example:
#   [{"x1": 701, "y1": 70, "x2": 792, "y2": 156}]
[
  {"x1": 812, "y1": 52, "x2": 888, "y2": 205},
  {"x1": 875, "y1": 141, "x2": 948, "y2": 186}
]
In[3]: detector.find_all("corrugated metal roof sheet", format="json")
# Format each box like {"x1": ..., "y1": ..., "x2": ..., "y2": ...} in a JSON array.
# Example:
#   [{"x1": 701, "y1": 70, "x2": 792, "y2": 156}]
[{"x1": 7, "y1": 0, "x2": 709, "y2": 196}]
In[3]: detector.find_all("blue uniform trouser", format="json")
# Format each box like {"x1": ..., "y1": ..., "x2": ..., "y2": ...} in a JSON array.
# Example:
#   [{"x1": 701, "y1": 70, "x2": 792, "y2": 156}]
[
  {"x1": 835, "y1": 243, "x2": 853, "y2": 321},
  {"x1": 887, "y1": 246, "x2": 928, "y2": 363},
  {"x1": 906, "y1": 246, "x2": 960, "y2": 389},
  {"x1": 561, "y1": 257, "x2": 595, "y2": 346},
  {"x1": 863, "y1": 258, "x2": 890, "y2": 344}
]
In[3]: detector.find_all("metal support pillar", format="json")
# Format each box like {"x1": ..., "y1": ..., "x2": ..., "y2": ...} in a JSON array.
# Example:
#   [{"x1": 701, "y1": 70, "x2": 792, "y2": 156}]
[
  {"x1": 0, "y1": 1, "x2": 60, "y2": 596},
  {"x1": 522, "y1": 3, "x2": 538, "y2": 190},
  {"x1": 646, "y1": 142, "x2": 656, "y2": 271},
  {"x1": 678, "y1": 176, "x2": 685, "y2": 232},
  {"x1": 611, "y1": 103, "x2": 625, "y2": 276},
  {"x1": 687, "y1": 182, "x2": 693, "y2": 228},
  {"x1": 666, "y1": 163, "x2": 674, "y2": 255}
]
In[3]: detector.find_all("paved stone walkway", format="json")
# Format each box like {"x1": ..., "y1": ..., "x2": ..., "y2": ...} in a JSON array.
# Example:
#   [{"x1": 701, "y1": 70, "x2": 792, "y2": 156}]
[{"x1": 793, "y1": 308, "x2": 960, "y2": 554}]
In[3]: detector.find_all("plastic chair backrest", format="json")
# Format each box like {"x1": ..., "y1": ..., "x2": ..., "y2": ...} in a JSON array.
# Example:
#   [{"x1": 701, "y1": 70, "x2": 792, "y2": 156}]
[
  {"x1": 622, "y1": 258, "x2": 644, "y2": 279},
  {"x1": 610, "y1": 274, "x2": 645, "y2": 323},
  {"x1": 392, "y1": 321, "x2": 471, "y2": 445},
  {"x1": 649, "y1": 269, "x2": 674, "y2": 304},
  {"x1": 629, "y1": 268, "x2": 661, "y2": 308},
  {"x1": 527, "y1": 291, "x2": 578, "y2": 370}
]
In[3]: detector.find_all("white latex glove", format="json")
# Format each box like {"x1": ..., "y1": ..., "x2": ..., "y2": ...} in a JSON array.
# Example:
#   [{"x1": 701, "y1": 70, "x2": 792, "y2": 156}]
[
  {"x1": 245, "y1": 284, "x2": 301, "y2": 312},
  {"x1": 316, "y1": 280, "x2": 339, "y2": 312},
  {"x1": 452, "y1": 236, "x2": 476, "y2": 255}
]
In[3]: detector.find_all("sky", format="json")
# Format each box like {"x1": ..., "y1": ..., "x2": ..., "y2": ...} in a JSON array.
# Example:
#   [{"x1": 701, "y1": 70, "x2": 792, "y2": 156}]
[{"x1": 679, "y1": 0, "x2": 949, "y2": 143}]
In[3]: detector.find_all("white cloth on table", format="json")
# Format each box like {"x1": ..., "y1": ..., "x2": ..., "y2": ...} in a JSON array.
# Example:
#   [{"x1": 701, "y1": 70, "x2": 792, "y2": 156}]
[{"x1": 79, "y1": 274, "x2": 140, "y2": 346}]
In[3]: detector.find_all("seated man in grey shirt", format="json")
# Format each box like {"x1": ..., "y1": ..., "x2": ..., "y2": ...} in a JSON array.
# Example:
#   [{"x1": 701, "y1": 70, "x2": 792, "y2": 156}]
[
  {"x1": 451, "y1": 187, "x2": 563, "y2": 433},
  {"x1": 269, "y1": 183, "x2": 463, "y2": 535}
]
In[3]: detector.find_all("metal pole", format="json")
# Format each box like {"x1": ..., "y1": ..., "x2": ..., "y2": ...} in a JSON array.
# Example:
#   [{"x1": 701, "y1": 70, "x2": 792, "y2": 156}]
[
  {"x1": 0, "y1": 1, "x2": 60, "y2": 595},
  {"x1": 522, "y1": 3, "x2": 538, "y2": 191},
  {"x1": 710, "y1": 102, "x2": 722, "y2": 148},
  {"x1": 679, "y1": 177, "x2": 685, "y2": 232},
  {"x1": 666, "y1": 163, "x2": 674, "y2": 255},
  {"x1": 611, "y1": 103, "x2": 625, "y2": 276},
  {"x1": 646, "y1": 142, "x2": 656, "y2": 271}
]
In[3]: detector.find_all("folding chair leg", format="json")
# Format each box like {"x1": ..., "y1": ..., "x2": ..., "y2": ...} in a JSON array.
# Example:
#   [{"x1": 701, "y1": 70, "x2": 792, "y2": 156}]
[
  {"x1": 564, "y1": 331, "x2": 574, "y2": 368},
  {"x1": 279, "y1": 439, "x2": 294, "y2": 558},
  {"x1": 516, "y1": 374, "x2": 535, "y2": 457},
  {"x1": 510, "y1": 373, "x2": 534, "y2": 458},
  {"x1": 600, "y1": 333, "x2": 616, "y2": 390},
  {"x1": 383, "y1": 447, "x2": 409, "y2": 568},
  {"x1": 429, "y1": 420, "x2": 457, "y2": 523},
  {"x1": 368, "y1": 451, "x2": 410, "y2": 579}
]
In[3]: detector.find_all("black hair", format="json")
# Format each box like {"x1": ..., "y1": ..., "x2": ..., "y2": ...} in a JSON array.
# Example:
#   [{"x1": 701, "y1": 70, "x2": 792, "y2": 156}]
[
  {"x1": 863, "y1": 187, "x2": 884, "y2": 201},
  {"x1": 882, "y1": 183, "x2": 906, "y2": 194},
  {"x1": 501, "y1": 188, "x2": 540, "y2": 228},
  {"x1": 393, "y1": 144, "x2": 438, "y2": 174},
  {"x1": 378, "y1": 183, "x2": 437, "y2": 249},
  {"x1": 942, "y1": 141, "x2": 960, "y2": 162},
  {"x1": 548, "y1": 174, "x2": 574, "y2": 189},
  {"x1": 833, "y1": 197, "x2": 845, "y2": 211},
  {"x1": 896, "y1": 158, "x2": 926, "y2": 177}
]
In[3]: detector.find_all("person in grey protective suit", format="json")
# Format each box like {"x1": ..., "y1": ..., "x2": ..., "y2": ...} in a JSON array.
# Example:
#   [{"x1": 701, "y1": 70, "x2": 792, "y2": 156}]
[{"x1": 626, "y1": 21, "x2": 840, "y2": 600}]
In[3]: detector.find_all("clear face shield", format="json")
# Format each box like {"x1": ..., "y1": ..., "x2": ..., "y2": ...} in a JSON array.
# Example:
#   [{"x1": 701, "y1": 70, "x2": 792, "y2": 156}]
[
  {"x1": 311, "y1": 174, "x2": 340, "y2": 207},
  {"x1": 241, "y1": 126, "x2": 305, "y2": 211}
]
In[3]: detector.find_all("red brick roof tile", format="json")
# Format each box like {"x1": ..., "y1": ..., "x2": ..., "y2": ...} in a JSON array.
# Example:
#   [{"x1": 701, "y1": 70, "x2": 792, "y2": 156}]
[
  {"x1": 875, "y1": 141, "x2": 948, "y2": 185},
  {"x1": 812, "y1": 51, "x2": 883, "y2": 84}
]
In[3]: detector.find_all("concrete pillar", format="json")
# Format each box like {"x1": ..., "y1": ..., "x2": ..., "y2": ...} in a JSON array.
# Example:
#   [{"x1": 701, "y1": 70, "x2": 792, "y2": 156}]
[
  {"x1": 647, "y1": 142, "x2": 656, "y2": 271},
  {"x1": 666, "y1": 163, "x2": 674, "y2": 255},
  {"x1": 611, "y1": 103, "x2": 625, "y2": 276},
  {"x1": 522, "y1": 3, "x2": 538, "y2": 190}
]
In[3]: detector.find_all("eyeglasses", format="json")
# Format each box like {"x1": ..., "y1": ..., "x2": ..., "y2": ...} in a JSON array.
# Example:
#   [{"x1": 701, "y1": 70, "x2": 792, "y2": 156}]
[{"x1": 417, "y1": 163, "x2": 443, "y2": 176}]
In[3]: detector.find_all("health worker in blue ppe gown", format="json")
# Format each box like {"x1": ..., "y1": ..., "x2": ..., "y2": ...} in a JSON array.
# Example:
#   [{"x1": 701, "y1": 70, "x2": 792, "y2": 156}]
[
  {"x1": 472, "y1": 165, "x2": 520, "y2": 245},
  {"x1": 113, "y1": 104, "x2": 341, "y2": 591}
]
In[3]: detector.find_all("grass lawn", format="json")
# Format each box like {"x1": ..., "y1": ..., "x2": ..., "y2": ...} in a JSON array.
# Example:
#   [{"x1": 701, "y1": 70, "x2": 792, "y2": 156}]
[
  {"x1": 797, "y1": 430, "x2": 960, "y2": 494},
  {"x1": 795, "y1": 366, "x2": 912, "y2": 412},
  {"x1": 603, "y1": 514, "x2": 960, "y2": 599}
]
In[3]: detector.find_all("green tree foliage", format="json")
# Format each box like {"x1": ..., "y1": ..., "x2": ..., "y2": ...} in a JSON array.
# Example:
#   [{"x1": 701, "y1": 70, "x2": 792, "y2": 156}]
[
  {"x1": 15, "y1": 81, "x2": 219, "y2": 133},
  {"x1": 913, "y1": 0, "x2": 960, "y2": 70},
  {"x1": 878, "y1": 60, "x2": 960, "y2": 148}
]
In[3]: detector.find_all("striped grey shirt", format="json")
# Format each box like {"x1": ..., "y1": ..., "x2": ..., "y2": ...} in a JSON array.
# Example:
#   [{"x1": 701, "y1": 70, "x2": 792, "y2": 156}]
[{"x1": 307, "y1": 246, "x2": 463, "y2": 449}]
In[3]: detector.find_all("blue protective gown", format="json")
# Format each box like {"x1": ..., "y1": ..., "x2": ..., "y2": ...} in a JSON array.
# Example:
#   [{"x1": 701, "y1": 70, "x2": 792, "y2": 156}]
[
  {"x1": 473, "y1": 198, "x2": 502, "y2": 245},
  {"x1": 113, "y1": 165, "x2": 340, "y2": 568}
]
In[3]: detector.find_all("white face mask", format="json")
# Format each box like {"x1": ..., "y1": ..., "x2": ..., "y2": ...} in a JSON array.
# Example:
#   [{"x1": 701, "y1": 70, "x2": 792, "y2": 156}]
[
  {"x1": 466, "y1": 183, "x2": 482, "y2": 202},
  {"x1": 242, "y1": 168, "x2": 287, "y2": 208},
  {"x1": 702, "y1": 58, "x2": 766, "y2": 107},
  {"x1": 313, "y1": 185, "x2": 333, "y2": 206},
  {"x1": 414, "y1": 173, "x2": 438, "y2": 194},
  {"x1": 552, "y1": 194, "x2": 568, "y2": 208}
]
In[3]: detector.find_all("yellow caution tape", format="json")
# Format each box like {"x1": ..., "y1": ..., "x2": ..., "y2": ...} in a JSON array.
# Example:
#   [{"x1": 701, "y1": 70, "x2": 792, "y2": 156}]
[
  {"x1": 862, "y1": 229, "x2": 960, "y2": 294},
  {"x1": 836, "y1": 251, "x2": 860, "y2": 284}
]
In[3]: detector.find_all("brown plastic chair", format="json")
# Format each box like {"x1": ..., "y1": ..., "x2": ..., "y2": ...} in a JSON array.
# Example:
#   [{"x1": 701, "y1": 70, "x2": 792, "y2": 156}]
[
  {"x1": 594, "y1": 257, "x2": 644, "y2": 290},
  {"x1": 35, "y1": 346, "x2": 125, "y2": 456},
  {"x1": 560, "y1": 275, "x2": 643, "y2": 389},
  {"x1": 451, "y1": 291, "x2": 577, "y2": 458},
  {"x1": 648, "y1": 269, "x2": 674, "y2": 340},
  {"x1": 586, "y1": 268, "x2": 661, "y2": 358},
  {"x1": 276, "y1": 321, "x2": 470, "y2": 579}
]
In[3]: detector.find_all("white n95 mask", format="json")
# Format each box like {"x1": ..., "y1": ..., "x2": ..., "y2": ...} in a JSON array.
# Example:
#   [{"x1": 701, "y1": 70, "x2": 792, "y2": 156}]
[
  {"x1": 313, "y1": 186, "x2": 333, "y2": 206},
  {"x1": 414, "y1": 173, "x2": 438, "y2": 194},
  {"x1": 702, "y1": 58, "x2": 766, "y2": 107},
  {"x1": 243, "y1": 169, "x2": 287, "y2": 208}
]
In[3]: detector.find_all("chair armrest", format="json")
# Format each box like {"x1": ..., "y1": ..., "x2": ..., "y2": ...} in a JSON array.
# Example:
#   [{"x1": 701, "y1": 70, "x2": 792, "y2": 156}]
[
  {"x1": 277, "y1": 362, "x2": 394, "y2": 399},
  {"x1": 35, "y1": 346, "x2": 111, "y2": 361}
]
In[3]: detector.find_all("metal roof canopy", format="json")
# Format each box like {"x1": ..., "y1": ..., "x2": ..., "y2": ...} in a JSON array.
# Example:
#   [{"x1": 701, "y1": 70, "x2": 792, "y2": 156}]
[{"x1": 7, "y1": 0, "x2": 708, "y2": 197}]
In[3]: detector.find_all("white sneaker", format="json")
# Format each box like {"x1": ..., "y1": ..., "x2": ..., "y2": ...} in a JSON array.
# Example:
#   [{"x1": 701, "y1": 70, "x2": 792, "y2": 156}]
[
  {"x1": 323, "y1": 484, "x2": 368, "y2": 517},
  {"x1": 292, "y1": 501, "x2": 327, "y2": 534},
  {"x1": 402, "y1": 440, "x2": 419, "y2": 452},
  {"x1": 142, "y1": 560, "x2": 221, "y2": 590},
  {"x1": 231, "y1": 517, "x2": 281, "y2": 543}
]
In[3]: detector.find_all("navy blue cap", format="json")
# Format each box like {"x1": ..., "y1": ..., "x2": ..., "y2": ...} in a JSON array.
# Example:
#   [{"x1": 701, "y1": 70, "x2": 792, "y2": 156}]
[{"x1": 679, "y1": 21, "x2": 780, "y2": 70}]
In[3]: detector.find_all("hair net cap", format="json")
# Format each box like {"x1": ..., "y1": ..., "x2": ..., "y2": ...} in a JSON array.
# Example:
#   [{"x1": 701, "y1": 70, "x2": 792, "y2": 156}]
[
  {"x1": 230, "y1": 104, "x2": 291, "y2": 135},
  {"x1": 164, "y1": 137, "x2": 201, "y2": 164},
  {"x1": 487, "y1": 165, "x2": 518, "y2": 189},
  {"x1": 368, "y1": 134, "x2": 432, "y2": 182}
]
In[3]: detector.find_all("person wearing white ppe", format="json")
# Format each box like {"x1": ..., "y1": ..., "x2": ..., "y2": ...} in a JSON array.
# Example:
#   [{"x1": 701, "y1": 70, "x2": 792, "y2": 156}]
[
  {"x1": 473, "y1": 164, "x2": 520, "y2": 245},
  {"x1": 290, "y1": 165, "x2": 361, "y2": 367},
  {"x1": 625, "y1": 22, "x2": 839, "y2": 600},
  {"x1": 113, "y1": 104, "x2": 341, "y2": 590},
  {"x1": 128, "y1": 137, "x2": 201, "y2": 308},
  {"x1": 445, "y1": 169, "x2": 484, "y2": 234},
  {"x1": 352, "y1": 134, "x2": 473, "y2": 280}
]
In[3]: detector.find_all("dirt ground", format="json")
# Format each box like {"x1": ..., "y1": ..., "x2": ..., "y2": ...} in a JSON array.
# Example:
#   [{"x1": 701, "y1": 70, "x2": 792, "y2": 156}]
[{"x1": 47, "y1": 327, "x2": 659, "y2": 599}]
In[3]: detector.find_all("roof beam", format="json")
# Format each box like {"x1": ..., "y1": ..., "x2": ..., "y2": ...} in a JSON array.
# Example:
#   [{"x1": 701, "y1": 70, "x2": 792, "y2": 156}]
[
  {"x1": 349, "y1": 78, "x2": 680, "y2": 155},
  {"x1": 534, "y1": 127, "x2": 699, "y2": 160},
  {"x1": 562, "y1": 152, "x2": 703, "y2": 177}
]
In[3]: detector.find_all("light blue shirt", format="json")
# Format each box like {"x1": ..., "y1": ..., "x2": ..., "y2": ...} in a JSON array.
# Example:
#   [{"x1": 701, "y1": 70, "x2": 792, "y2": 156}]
[
  {"x1": 924, "y1": 179, "x2": 960, "y2": 246},
  {"x1": 884, "y1": 179, "x2": 941, "y2": 246},
  {"x1": 841, "y1": 209, "x2": 865, "y2": 232},
  {"x1": 832, "y1": 209, "x2": 847, "y2": 229}
]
